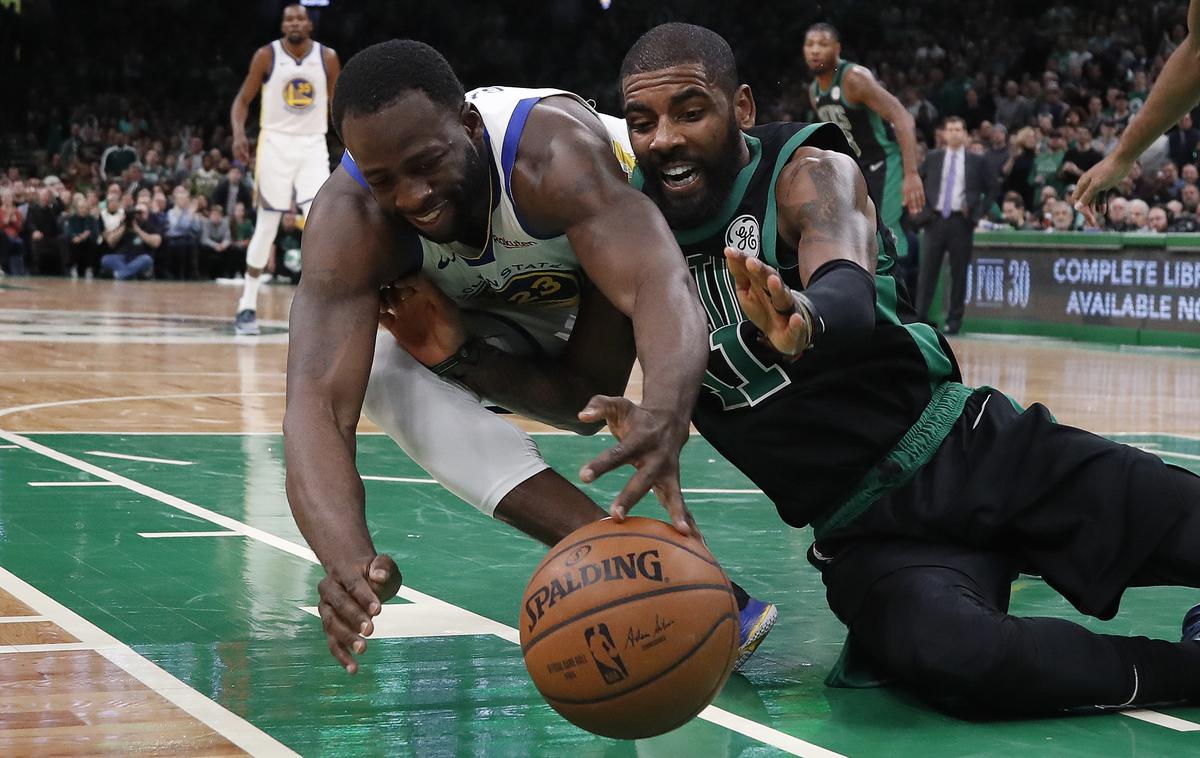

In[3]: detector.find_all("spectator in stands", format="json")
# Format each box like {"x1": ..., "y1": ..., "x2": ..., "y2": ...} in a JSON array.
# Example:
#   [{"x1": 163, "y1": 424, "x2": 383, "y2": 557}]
[
  {"x1": 124, "y1": 162, "x2": 151, "y2": 198},
  {"x1": 211, "y1": 165, "x2": 252, "y2": 219},
  {"x1": 66, "y1": 192, "x2": 98, "y2": 278},
  {"x1": 1084, "y1": 94, "x2": 1105, "y2": 133},
  {"x1": 1110, "y1": 91, "x2": 1133, "y2": 131},
  {"x1": 200, "y1": 204, "x2": 232, "y2": 279},
  {"x1": 1032, "y1": 129, "x2": 1069, "y2": 198},
  {"x1": 1039, "y1": 82, "x2": 1069, "y2": 126},
  {"x1": 0, "y1": 191, "x2": 25, "y2": 274},
  {"x1": 1059, "y1": 128, "x2": 1103, "y2": 192},
  {"x1": 1127, "y1": 198, "x2": 1151, "y2": 230},
  {"x1": 1171, "y1": 185, "x2": 1200, "y2": 230},
  {"x1": 1000, "y1": 193, "x2": 1036, "y2": 229},
  {"x1": 1167, "y1": 114, "x2": 1200, "y2": 167},
  {"x1": 99, "y1": 131, "x2": 138, "y2": 182},
  {"x1": 994, "y1": 79, "x2": 1034, "y2": 130},
  {"x1": 1004, "y1": 126, "x2": 1039, "y2": 208},
  {"x1": 1154, "y1": 161, "x2": 1185, "y2": 203},
  {"x1": 1049, "y1": 200, "x2": 1081, "y2": 231},
  {"x1": 100, "y1": 200, "x2": 161, "y2": 280},
  {"x1": 176, "y1": 136, "x2": 204, "y2": 175},
  {"x1": 982, "y1": 124, "x2": 1010, "y2": 207},
  {"x1": 163, "y1": 186, "x2": 201, "y2": 279},
  {"x1": 274, "y1": 210, "x2": 303, "y2": 284},
  {"x1": 1106, "y1": 196, "x2": 1131, "y2": 231},
  {"x1": 188, "y1": 152, "x2": 221, "y2": 201},
  {"x1": 25, "y1": 187, "x2": 65, "y2": 274},
  {"x1": 1148, "y1": 206, "x2": 1170, "y2": 232},
  {"x1": 1182, "y1": 162, "x2": 1199, "y2": 187},
  {"x1": 141, "y1": 148, "x2": 164, "y2": 186},
  {"x1": 1095, "y1": 119, "x2": 1120, "y2": 155},
  {"x1": 903, "y1": 85, "x2": 939, "y2": 145},
  {"x1": 230, "y1": 201, "x2": 253, "y2": 271},
  {"x1": 99, "y1": 183, "x2": 125, "y2": 237}
]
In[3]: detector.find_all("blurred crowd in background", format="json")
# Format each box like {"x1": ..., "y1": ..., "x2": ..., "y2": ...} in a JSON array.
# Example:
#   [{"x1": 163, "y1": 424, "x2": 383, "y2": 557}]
[{"x1": 1, "y1": 0, "x2": 1194, "y2": 279}]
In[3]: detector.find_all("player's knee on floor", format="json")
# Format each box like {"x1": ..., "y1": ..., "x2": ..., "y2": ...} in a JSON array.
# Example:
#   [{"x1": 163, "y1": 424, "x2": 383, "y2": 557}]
[{"x1": 854, "y1": 568, "x2": 1015, "y2": 696}]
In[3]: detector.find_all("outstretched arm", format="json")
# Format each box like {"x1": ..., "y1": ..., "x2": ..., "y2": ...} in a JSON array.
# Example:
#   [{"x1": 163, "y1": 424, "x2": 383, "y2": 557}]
[
  {"x1": 510, "y1": 99, "x2": 708, "y2": 534},
  {"x1": 728, "y1": 147, "x2": 877, "y2": 356},
  {"x1": 379, "y1": 276, "x2": 636, "y2": 435},
  {"x1": 844, "y1": 66, "x2": 926, "y2": 214},
  {"x1": 1074, "y1": 0, "x2": 1200, "y2": 224},
  {"x1": 284, "y1": 173, "x2": 412, "y2": 673}
]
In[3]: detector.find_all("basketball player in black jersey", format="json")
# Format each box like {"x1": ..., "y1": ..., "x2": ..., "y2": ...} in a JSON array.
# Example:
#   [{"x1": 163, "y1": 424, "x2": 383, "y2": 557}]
[{"x1": 439, "y1": 23, "x2": 1200, "y2": 716}]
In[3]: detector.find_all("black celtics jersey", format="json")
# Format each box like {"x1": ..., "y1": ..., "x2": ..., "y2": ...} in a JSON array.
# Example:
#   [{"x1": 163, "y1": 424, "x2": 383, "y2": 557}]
[
  {"x1": 635, "y1": 122, "x2": 961, "y2": 530},
  {"x1": 810, "y1": 61, "x2": 898, "y2": 165}
]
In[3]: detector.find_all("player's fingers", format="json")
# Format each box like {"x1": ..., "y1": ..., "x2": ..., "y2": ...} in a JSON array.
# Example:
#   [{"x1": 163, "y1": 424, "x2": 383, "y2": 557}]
[
  {"x1": 367, "y1": 555, "x2": 403, "y2": 607},
  {"x1": 582, "y1": 433, "x2": 645, "y2": 484},
  {"x1": 321, "y1": 576, "x2": 376, "y2": 636},
  {"x1": 651, "y1": 475, "x2": 692, "y2": 536},
  {"x1": 743, "y1": 255, "x2": 775, "y2": 291},
  {"x1": 724, "y1": 247, "x2": 751, "y2": 288},
  {"x1": 609, "y1": 467, "x2": 657, "y2": 525},
  {"x1": 786, "y1": 312, "x2": 808, "y2": 352},
  {"x1": 766, "y1": 273, "x2": 794, "y2": 313},
  {"x1": 577, "y1": 394, "x2": 625, "y2": 425},
  {"x1": 318, "y1": 601, "x2": 364, "y2": 673}
]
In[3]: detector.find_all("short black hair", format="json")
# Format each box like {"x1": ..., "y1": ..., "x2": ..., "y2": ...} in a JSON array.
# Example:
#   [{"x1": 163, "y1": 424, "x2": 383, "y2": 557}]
[
  {"x1": 806, "y1": 22, "x2": 840, "y2": 42},
  {"x1": 331, "y1": 40, "x2": 465, "y2": 139},
  {"x1": 620, "y1": 23, "x2": 738, "y2": 95}
]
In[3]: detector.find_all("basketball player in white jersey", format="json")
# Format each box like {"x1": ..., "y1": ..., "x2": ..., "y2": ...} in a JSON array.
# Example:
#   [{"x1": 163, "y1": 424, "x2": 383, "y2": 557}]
[
  {"x1": 230, "y1": 3, "x2": 340, "y2": 335},
  {"x1": 285, "y1": 41, "x2": 775, "y2": 675}
]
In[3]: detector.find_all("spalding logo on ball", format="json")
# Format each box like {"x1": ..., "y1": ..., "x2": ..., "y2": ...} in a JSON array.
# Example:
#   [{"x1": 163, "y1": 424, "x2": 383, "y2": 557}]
[{"x1": 519, "y1": 517, "x2": 739, "y2": 740}]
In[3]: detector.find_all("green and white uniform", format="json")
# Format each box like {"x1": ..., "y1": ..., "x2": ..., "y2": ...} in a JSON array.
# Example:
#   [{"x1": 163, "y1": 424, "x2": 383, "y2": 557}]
[{"x1": 810, "y1": 60, "x2": 908, "y2": 258}]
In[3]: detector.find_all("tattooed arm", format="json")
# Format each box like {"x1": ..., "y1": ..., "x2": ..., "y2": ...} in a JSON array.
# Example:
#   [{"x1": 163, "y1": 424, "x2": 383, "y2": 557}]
[{"x1": 724, "y1": 147, "x2": 878, "y2": 356}]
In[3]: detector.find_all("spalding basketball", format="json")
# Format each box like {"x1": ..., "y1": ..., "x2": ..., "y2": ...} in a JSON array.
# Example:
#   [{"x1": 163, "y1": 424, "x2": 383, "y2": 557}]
[{"x1": 519, "y1": 517, "x2": 739, "y2": 739}]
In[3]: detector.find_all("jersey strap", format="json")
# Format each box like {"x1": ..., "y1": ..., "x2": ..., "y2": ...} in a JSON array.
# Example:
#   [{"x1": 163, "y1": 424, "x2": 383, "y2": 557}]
[{"x1": 340, "y1": 150, "x2": 368, "y2": 191}]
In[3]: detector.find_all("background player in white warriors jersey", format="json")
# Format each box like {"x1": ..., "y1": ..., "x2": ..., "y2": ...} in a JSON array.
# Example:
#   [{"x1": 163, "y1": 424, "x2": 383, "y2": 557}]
[{"x1": 230, "y1": 3, "x2": 340, "y2": 335}]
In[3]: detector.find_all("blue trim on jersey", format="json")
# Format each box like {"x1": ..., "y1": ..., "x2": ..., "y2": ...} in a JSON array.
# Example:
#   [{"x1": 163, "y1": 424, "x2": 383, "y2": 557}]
[
  {"x1": 263, "y1": 44, "x2": 275, "y2": 84},
  {"x1": 340, "y1": 151, "x2": 368, "y2": 191},
  {"x1": 499, "y1": 97, "x2": 553, "y2": 240}
]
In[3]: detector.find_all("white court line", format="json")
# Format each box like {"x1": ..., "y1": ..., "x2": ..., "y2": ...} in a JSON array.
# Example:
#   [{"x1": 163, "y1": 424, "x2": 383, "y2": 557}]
[
  {"x1": 5, "y1": 642, "x2": 96, "y2": 653},
  {"x1": 0, "y1": 428, "x2": 845, "y2": 758},
  {"x1": 139, "y1": 531, "x2": 241, "y2": 539},
  {"x1": 0, "y1": 444, "x2": 19, "y2": 448},
  {"x1": 1123, "y1": 710, "x2": 1200, "y2": 732},
  {"x1": 682, "y1": 488, "x2": 762, "y2": 495},
  {"x1": 86, "y1": 450, "x2": 194, "y2": 466},
  {"x1": 0, "y1": 563, "x2": 299, "y2": 756},
  {"x1": 29, "y1": 481, "x2": 120, "y2": 487},
  {"x1": 0, "y1": 614, "x2": 47, "y2": 623},
  {"x1": 361, "y1": 475, "x2": 438, "y2": 483}
]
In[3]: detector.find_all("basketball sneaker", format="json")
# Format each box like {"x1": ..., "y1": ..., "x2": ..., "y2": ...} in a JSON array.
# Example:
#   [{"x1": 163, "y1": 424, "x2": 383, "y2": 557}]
[
  {"x1": 1181, "y1": 604, "x2": 1200, "y2": 641},
  {"x1": 734, "y1": 597, "x2": 778, "y2": 671},
  {"x1": 234, "y1": 309, "x2": 260, "y2": 336}
]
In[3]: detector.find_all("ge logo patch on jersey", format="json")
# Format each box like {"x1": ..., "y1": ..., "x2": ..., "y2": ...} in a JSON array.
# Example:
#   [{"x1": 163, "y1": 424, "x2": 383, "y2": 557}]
[
  {"x1": 283, "y1": 78, "x2": 315, "y2": 111},
  {"x1": 831, "y1": 85, "x2": 842, "y2": 101},
  {"x1": 725, "y1": 214, "x2": 760, "y2": 256}
]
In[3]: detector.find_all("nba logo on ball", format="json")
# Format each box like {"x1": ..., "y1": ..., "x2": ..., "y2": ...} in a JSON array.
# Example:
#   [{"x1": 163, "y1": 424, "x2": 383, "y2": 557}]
[{"x1": 725, "y1": 214, "x2": 760, "y2": 256}]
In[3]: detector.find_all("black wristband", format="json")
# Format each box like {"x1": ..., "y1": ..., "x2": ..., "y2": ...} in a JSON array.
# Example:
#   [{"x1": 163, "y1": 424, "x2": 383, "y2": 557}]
[{"x1": 428, "y1": 337, "x2": 486, "y2": 378}]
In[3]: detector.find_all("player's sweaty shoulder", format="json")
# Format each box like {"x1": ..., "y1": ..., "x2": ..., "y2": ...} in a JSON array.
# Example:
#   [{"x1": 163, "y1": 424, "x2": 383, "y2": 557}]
[
  {"x1": 303, "y1": 167, "x2": 409, "y2": 288},
  {"x1": 518, "y1": 96, "x2": 613, "y2": 172}
]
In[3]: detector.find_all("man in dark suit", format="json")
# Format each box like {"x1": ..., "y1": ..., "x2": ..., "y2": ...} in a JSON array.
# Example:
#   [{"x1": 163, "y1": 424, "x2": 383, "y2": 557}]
[
  {"x1": 210, "y1": 165, "x2": 254, "y2": 219},
  {"x1": 915, "y1": 116, "x2": 990, "y2": 335}
]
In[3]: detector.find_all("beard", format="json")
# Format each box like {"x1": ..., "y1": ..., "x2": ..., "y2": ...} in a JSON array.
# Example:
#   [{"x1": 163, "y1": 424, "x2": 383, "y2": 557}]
[
  {"x1": 448, "y1": 140, "x2": 492, "y2": 246},
  {"x1": 641, "y1": 119, "x2": 745, "y2": 230}
]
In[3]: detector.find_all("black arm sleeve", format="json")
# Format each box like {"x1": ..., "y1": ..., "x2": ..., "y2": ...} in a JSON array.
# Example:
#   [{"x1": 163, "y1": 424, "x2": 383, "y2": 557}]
[{"x1": 801, "y1": 258, "x2": 876, "y2": 353}]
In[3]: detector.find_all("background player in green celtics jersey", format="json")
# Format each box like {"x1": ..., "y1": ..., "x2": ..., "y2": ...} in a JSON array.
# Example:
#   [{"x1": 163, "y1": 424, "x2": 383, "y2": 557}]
[
  {"x1": 804, "y1": 22, "x2": 924, "y2": 271},
  {"x1": 610, "y1": 22, "x2": 1200, "y2": 718}
]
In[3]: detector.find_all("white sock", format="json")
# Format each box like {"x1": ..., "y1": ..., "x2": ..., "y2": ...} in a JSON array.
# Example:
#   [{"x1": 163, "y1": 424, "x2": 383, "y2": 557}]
[{"x1": 238, "y1": 276, "x2": 263, "y2": 313}]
